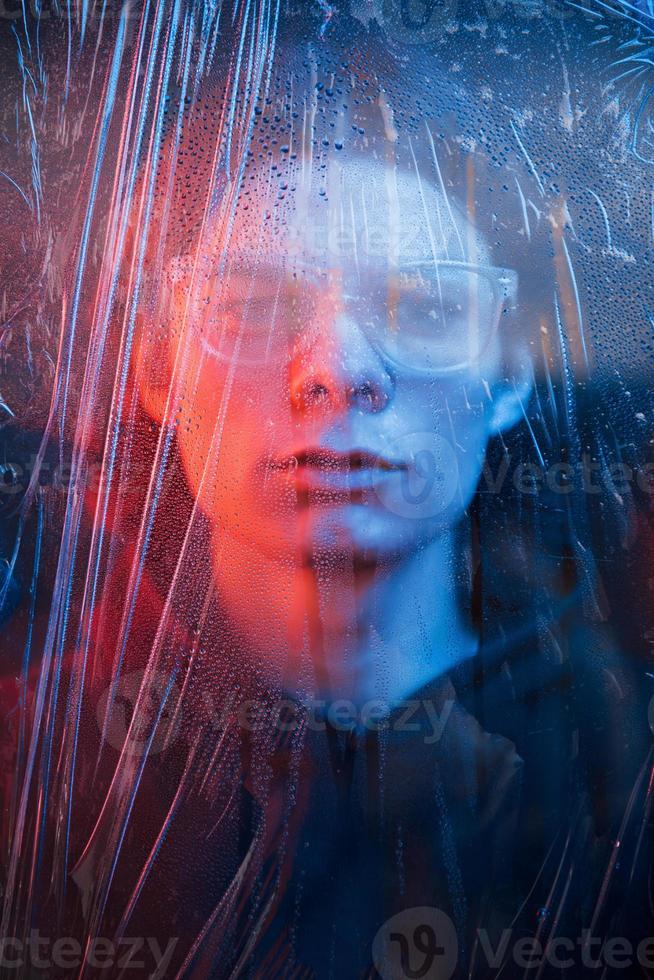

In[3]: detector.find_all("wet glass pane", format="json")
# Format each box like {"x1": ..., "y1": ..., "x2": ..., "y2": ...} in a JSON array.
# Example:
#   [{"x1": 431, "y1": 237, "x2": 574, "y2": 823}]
[{"x1": 1, "y1": 2, "x2": 654, "y2": 977}]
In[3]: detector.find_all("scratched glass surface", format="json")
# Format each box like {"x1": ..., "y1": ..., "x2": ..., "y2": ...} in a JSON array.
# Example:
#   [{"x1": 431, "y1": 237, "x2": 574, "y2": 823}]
[{"x1": 1, "y1": 2, "x2": 654, "y2": 978}]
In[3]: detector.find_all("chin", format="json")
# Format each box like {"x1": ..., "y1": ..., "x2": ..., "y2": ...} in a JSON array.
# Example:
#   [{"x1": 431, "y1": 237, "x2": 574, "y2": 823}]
[{"x1": 297, "y1": 503, "x2": 430, "y2": 567}]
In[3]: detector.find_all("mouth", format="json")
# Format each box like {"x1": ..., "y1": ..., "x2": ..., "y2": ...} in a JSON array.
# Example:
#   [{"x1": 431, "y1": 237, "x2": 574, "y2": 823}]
[{"x1": 267, "y1": 447, "x2": 407, "y2": 498}]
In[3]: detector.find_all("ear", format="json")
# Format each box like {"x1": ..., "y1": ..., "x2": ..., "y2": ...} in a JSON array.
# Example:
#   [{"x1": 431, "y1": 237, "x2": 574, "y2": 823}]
[
  {"x1": 130, "y1": 265, "x2": 189, "y2": 427},
  {"x1": 487, "y1": 356, "x2": 534, "y2": 436}
]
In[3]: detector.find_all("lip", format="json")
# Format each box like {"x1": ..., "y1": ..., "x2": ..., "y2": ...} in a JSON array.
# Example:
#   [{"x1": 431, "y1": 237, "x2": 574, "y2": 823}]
[{"x1": 267, "y1": 447, "x2": 407, "y2": 497}]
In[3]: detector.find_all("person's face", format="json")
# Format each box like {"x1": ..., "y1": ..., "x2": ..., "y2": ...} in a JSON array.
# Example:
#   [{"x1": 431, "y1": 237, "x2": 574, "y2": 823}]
[{"x1": 161, "y1": 143, "x2": 516, "y2": 574}]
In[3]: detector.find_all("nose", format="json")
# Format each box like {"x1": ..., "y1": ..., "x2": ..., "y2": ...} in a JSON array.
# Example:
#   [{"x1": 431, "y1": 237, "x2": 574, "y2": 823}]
[{"x1": 289, "y1": 291, "x2": 394, "y2": 416}]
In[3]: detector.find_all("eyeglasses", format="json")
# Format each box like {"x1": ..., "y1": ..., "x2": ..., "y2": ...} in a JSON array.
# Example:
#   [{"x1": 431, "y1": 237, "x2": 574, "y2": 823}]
[{"x1": 183, "y1": 259, "x2": 518, "y2": 373}]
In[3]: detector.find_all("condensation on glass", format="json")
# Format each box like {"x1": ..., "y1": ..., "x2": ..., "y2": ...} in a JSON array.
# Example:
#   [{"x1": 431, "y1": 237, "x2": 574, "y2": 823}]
[{"x1": 0, "y1": 2, "x2": 653, "y2": 978}]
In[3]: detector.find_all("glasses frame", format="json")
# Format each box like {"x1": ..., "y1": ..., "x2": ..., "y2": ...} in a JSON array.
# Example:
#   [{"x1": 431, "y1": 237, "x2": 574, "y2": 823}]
[
  {"x1": 186, "y1": 256, "x2": 519, "y2": 374},
  {"x1": 360, "y1": 259, "x2": 519, "y2": 376}
]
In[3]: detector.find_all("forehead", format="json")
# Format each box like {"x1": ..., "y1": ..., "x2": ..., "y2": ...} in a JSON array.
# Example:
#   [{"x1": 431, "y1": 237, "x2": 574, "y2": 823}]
[{"x1": 220, "y1": 150, "x2": 490, "y2": 271}]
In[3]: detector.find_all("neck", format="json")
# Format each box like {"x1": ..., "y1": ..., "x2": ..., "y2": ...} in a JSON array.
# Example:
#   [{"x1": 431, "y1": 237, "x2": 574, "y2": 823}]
[
  {"x1": 296, "y1": 532, "x2": 477, "y2": 707},
  {"x1": 217, "y1": 530, "x2": 478, "y2": 710}
]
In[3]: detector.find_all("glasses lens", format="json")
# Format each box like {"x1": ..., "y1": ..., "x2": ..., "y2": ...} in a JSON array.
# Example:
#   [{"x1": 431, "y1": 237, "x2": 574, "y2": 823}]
[
  {"x1": 361, "y1": 265, "x2": 503, "y2": 372},
  {"x1": 192, "y1": 264, "x2": 313, "y2": 364}
]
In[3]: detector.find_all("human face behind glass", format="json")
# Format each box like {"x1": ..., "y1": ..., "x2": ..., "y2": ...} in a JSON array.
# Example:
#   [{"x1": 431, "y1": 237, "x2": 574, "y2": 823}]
[{"x1": 150, "y1": 143, "x2": 522, "y2": 585}]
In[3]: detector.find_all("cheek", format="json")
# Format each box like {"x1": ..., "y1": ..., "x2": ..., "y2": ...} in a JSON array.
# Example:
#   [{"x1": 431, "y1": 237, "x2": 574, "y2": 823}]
[
  {"x1": 375, "y1": 380, "x2": 491, "y2": 528},
  {"x1": 174, "y1": 354, "x2": 292, "y2": 513},
  {"x1": 442, "y1": 396, "x2": 493, "y2": 518}
]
